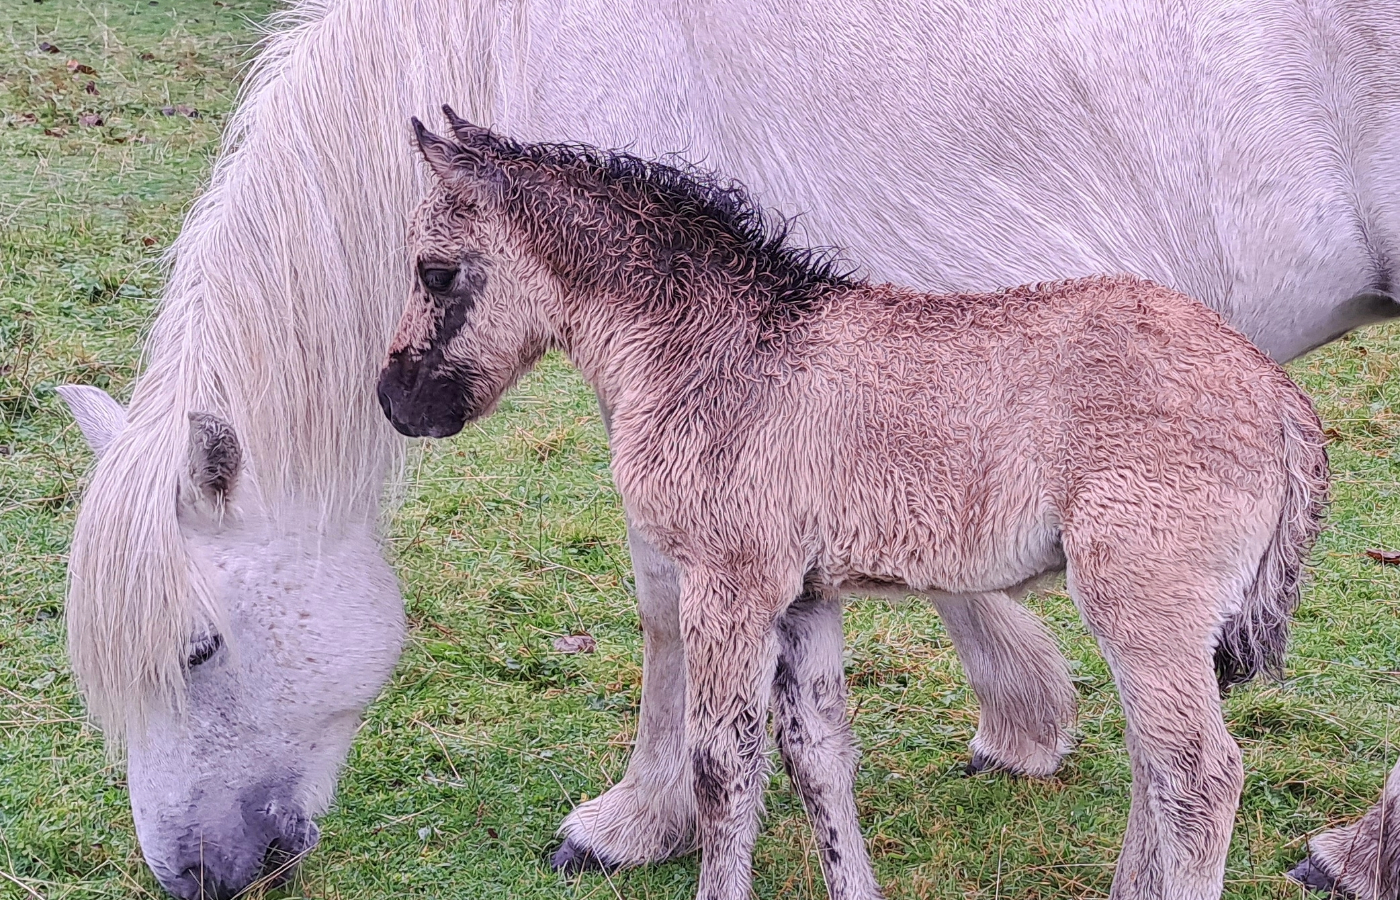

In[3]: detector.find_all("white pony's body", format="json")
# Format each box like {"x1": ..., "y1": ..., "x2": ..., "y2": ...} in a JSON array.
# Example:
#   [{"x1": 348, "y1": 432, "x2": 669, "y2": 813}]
[{"x1": 62, "y1": 1, "x2": 1399, "y2": 897}]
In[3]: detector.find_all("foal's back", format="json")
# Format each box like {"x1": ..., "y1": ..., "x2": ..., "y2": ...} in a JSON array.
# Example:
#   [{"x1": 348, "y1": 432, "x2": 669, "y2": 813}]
[{"x1": 802, "y1": 274, "x2": 1308, "y2": 594}]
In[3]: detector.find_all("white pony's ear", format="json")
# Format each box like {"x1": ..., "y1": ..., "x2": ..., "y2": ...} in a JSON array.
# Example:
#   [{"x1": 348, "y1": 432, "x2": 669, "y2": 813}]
[
  {"x1": 55, "y1": 384, "x2": 127, "y2": 457},
  {"x1": 186, "y1": 412, "x2": 241, "y2": 511}
]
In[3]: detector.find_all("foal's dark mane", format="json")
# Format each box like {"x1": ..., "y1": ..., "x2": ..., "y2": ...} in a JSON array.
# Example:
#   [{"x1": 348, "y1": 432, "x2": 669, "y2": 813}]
[{"x1": 478, "y1": 131, "x2": 860, "y2": 303}]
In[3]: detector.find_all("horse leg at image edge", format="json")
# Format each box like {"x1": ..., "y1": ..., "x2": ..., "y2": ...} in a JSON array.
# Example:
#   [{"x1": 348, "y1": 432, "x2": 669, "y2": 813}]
[
  {"x1": 1290, "y1": 758, "x2": 1400, "y2": 900},
  {"x1": 1069, "y1": 561, "x2": 1243, "y2": 900},
  {"x1": 682, "y1": 566, "x2": 785, "y2": 900}
]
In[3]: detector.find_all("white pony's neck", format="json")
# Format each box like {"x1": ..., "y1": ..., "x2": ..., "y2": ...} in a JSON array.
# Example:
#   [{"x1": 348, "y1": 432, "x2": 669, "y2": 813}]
[{"x1": 68, "y1": 0, "x2": 510, "y2": 737}]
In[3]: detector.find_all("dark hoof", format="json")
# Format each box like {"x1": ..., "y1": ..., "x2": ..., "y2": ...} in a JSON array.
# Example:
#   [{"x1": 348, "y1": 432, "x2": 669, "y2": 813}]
[
  {"x1": 550, "y1": 836, "x2": 614, "y2": 875},
  {"x1": 1287, "y1": 856, "x2": 1353, "y2": 898},
  {"x1": 964, "y1": 750, "x2": 1004, "y2": 777}
]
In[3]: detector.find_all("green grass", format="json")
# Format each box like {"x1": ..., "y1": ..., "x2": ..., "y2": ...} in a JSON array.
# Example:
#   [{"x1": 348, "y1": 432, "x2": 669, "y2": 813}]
[{"x1": 3, "y1": 3, "x2": 1400, "y2": 898}]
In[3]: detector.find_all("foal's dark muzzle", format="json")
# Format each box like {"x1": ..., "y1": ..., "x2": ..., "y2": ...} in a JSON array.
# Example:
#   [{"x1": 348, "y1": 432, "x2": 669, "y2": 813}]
[{"x1": 376, "y1": 353, "x2": 470, "y2": 439}]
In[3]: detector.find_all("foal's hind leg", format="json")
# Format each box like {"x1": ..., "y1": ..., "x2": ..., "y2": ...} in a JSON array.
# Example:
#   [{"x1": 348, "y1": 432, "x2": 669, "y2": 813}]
[
  {"x1": 553, "y1": 524, "x2": 694, "y2": 871},
  {"x1": 1291, "y1": 758, "x2": 1400, "y2": 899},
  {"x1": 772, "y1": 589, "x2": 883, "y2": 900},
  {"x1": 1066, "y1": 555, "x2": 1244, "y2": 900},
  {"x1": 931, "y1": 591, "x2": 1077, "y2": 777}
]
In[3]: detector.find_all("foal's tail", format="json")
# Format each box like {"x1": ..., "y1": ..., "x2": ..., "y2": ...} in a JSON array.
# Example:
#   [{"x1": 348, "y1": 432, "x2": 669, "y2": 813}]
[{"x1": 1215, "y1": 385, "x2": 1329, "y2": 691}]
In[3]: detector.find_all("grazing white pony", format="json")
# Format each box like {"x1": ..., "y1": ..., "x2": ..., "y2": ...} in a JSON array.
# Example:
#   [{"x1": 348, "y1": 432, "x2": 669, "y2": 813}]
[{"x1": 59, "y1": 0, "x2": 1400, "y2": 898}]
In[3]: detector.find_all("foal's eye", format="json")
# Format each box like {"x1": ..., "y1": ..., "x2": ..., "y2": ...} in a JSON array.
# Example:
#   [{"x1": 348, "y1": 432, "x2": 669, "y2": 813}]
[
  {"x1": 186, "y1": 633, "x2": 223, "y2": 668},
  {"x1": 420, "y1": 264, "x2": 458, "y2": 293}
]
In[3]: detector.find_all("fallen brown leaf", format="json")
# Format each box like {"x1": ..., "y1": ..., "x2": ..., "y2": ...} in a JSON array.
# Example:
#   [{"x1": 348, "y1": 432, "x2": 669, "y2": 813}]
[
  {"x1": 66, "y1": 60, "x2": 96, "y2": 75},
  {"x1": 39, "y1": 41, "x2": 60, "y2": 53},
  {"x1": 1366, "y1": 549, "x2": 1400, "y2": 565},
  {"x1": 43, "y1": 127, "x2": 67, "y2": 137},
  {"x1": 84, "y1": 81, "x2": 98, "y2": 95},
  {"x1": 552, "y1": 634, "x2": 597, "y2": 654},
  {"x1": 141, "y1": 237, "x2": 157, "y2": 247},
  {"x1": 78, "y1": 113, "x2": 103, "y2": 127}
]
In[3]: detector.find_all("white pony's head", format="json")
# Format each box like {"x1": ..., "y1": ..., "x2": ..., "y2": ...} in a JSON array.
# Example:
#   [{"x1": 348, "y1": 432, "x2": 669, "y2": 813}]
[{"x1": 59, "y1": 385, "x2": 405, "y2": 900}]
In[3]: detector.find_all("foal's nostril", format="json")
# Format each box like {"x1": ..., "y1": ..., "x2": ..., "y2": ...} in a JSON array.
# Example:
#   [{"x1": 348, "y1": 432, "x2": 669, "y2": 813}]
[
  {"x1": 260, "y1": 841, "x2": 298, "y2": 888},
  {"x1": 376, "y1": 380, "x2": 395, "y2": 420}
]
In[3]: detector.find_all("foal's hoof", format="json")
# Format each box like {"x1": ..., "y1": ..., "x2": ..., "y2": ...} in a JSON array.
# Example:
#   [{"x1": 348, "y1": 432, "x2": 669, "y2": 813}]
[
  {"x1": 551, "y1": 836, "x2": 615, "y2": 875},
  {"x1": 1287, "y1": 856, "x2": 1353, "y2": 898}
]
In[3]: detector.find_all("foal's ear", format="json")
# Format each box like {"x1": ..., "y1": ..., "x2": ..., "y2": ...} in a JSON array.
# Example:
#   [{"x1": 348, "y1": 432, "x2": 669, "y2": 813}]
[
  {"x1": 441, "y1": 104, "x2": 495, "y2": 153},
  {"x1": 185, "y1": 412, "x2": 241, "y2": 511},
  {"x1": 412, "y1": 117, "x2": 460, "y2": 182},
  {"x1": 55, "y1": 384, "x2": 127, "y2": 458}
]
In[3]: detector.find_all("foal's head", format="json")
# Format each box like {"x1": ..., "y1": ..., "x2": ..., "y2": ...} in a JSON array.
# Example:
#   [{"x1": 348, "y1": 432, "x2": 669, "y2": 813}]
[
  {"x1": 379, "y1": 109, "x2": 850, "y2": 439},
  {"x1": 377, "y1": 112, "x2": 563, "y2": 438}
]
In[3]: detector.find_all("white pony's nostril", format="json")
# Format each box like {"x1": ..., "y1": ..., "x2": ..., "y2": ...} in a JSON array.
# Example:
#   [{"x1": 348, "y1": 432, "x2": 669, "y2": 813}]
[{"x1": 176, "y1": 866, "x2": 237, "y2": 900}]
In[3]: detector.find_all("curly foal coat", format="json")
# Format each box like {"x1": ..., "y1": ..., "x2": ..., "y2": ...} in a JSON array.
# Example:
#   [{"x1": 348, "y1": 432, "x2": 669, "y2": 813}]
[{"x1": 377, "y1": 115, "x2": 1328, "y2": 900}]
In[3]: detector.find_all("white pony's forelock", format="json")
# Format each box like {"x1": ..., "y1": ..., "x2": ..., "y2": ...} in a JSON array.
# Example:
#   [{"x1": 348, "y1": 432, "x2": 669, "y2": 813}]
[{"x1": 67, "y1": 0, "x2": 504, "y2": 741}]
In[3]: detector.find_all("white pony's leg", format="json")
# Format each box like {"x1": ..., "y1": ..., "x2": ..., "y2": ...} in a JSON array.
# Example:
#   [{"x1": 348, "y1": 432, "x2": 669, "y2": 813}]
[
  {"x1": 552, "y1": 522, "x2": 695, "y2": 870},
  {"x1": 1291, "y1": 758, "x2": 1400, "y2": 899},
  {"x1": 771, "y1": 590, "x2": 883, "y2": 899},
  {"x1": 931, "y1": 591, "x2": 1078, "y2": 777},
  {"x1": 550, "y1": 399, "x2": 697, "y2": 871}
]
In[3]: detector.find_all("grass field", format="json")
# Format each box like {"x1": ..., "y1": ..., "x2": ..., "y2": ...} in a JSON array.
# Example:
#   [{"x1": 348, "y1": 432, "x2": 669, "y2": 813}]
[{"x1": 4, "y1": 3, "x2": 1400, "y2": 898}]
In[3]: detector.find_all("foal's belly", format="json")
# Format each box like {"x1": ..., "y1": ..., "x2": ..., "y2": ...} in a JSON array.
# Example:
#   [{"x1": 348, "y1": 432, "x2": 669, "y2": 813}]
[{"x1": 823, "y1": 519, "x2": 1066, "y2": 600}]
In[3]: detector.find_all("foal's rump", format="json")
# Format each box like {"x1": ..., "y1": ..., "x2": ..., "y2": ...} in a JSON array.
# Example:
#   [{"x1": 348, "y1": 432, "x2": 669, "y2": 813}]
[
  {"x1": 834, "y1": 274, "x2": 1327, "y2": 667},
  {"x1": 1215, "y1": 382, "x2": 1328, "y2": 688},
  {"x1": 1047, "y1": 276, "x2": 1328, "y2": 687}
]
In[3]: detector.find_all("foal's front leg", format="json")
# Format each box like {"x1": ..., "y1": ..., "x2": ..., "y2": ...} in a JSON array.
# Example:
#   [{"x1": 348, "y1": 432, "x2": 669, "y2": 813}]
[
  {"x1": 554, "y1": 398, "x2": 696, "y2": 871},
  {"x1": 772, "y1": 589, "x2": 883, "y2": 899},
  {"x1": 683, "y1": 566, "x2": 790, "y2": 900}
]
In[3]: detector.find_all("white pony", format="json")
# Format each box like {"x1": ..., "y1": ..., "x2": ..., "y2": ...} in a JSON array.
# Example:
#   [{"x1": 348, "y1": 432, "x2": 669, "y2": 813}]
[{"x1": 60, "y1": 1, "x2": 1400, "y2": 898}]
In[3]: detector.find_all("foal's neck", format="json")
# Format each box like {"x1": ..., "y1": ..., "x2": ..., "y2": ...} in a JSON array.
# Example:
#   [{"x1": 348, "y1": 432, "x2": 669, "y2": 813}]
[{"x1": 509, "y1": 162, "x2": 847, "y2": 388}]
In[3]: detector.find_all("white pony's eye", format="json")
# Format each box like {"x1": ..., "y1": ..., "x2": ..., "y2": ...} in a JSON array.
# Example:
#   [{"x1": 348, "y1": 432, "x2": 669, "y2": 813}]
[{"x1": 186, "y1": 633, "x2": 223, "y2": 669}]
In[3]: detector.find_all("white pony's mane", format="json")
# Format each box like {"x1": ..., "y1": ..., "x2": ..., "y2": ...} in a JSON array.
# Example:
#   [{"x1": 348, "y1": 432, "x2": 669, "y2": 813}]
[{"x1": 67, "y1": 0, "x2": 505, "y2": 738}]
